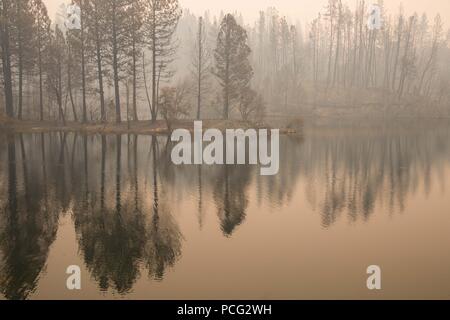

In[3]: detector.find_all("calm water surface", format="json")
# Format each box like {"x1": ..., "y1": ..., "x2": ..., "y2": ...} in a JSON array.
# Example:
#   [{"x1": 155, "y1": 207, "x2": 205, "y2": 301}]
[{"x1": 1, "y1": 120, "x2": 450, "y2": 300}]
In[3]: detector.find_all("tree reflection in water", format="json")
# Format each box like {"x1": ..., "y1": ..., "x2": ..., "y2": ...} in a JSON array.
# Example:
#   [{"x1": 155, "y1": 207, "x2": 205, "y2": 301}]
[
  {"x1": 1, "y1": 122, "x2": 450, "y2": 297},
  {"x1": 0, "y1": 134, "x2": 59, "y2": 300}
]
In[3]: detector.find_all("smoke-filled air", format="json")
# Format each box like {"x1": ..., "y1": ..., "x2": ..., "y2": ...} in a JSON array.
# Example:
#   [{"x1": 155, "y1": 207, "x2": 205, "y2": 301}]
[{"x1": 2, "y1": 0, "x2": 450, "y2": 302}]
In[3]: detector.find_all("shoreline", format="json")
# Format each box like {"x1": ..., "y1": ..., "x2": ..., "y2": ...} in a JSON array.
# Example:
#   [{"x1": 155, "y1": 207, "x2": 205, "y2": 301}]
[{"x1": 0, "y1": 119, "x2": 300, "y2": 135}]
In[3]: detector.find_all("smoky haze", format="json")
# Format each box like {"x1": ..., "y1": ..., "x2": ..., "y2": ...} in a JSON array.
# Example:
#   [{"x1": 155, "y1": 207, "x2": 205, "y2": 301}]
[
  {"x1": 6, "y1": 0, "x2": 450, "y2": 123},
  {"x1": 45, "y1": 0, "x2": 450, "y2": 24},
  {"x1": 2, "y1": 0, "x2": 450, "y2": 302}
]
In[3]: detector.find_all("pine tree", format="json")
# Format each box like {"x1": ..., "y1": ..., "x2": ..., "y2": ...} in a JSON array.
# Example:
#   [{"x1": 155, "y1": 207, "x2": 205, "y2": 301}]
[{"x1": 214, "y1": 14, "x2": 253, "y2": 120}]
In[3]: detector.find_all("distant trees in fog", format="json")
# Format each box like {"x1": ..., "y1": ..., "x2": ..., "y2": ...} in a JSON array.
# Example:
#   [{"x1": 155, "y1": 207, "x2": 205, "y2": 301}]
[{"x1": 250, "y1": 1, "x2": 450, "y2": 114}]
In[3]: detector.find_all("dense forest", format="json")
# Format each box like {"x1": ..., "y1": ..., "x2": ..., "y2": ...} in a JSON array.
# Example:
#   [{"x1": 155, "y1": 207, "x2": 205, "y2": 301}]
[{"x1": 1, "y1": 0, "x2": 450, "y2": 126}]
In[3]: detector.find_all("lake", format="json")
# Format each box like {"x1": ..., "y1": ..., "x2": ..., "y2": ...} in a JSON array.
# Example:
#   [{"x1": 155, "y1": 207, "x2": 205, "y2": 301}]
[{"x1": 1, "y1": 119, "x2": 450, "y2": 300}]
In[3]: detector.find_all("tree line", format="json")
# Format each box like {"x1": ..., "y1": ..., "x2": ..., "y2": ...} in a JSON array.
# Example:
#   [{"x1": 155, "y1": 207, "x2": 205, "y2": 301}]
[
  {"x1": 2, "y1": 0, "x2": 450, "y2": 124},
  {"x1": 1, "y1": 0, "x2": 260, "y2": 125},
  {"x1": 248, "y1": 1, "x2": 450, "y2": 114}
]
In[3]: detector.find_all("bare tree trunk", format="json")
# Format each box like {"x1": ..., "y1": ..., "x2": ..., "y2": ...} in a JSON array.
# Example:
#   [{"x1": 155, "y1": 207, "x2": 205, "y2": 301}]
[
  {"x1": 94, "y1": 11, "x2": 106, "y2": 123},
  {"x1": 67, "y1": 39, "x2": 78, "y2": 122},
  {"x1": 80, "y1": 0, "x2": 87, "y2": 123},
  {"x1": 17, "y1": 1, "x2": 24, "y2": 120},
  {"x1": 398, "y1": 17, "x2": 415, "y2": 98},
  {"x1": 391, "y1": 15, "x2": 403, "y2": 92},
  {"x1": 418, "y1": 41, "x2": 438, "y2": 94},
  {"x1": 315, "y1": 18, "x2": 321, "y2": 85},
  {"x1": 132, "y1": 38, "x2": 138, "y2": 121},
  {"x1": 55, "y1": 52, "x2": 66, "y2": 126},
  {"x1": 112, "y1": 4, "x2": 121, "y2": 123},
  {"x1": 196, "y1": 17, "x2": 203, "y2": 120},
  {"x1": 224, "y1": 22, "x2": 230, "y2": 120},
  {"x1": 351, "y1": 6, "x2": 358, "y2": 87},
  {"x1": 312, "y1": 34, "x2": 317, "y2": 85},
  {"x1": 38, "y1": 14, "x2": 44, "y2": 121},
  {"x1": 292, "y1": 26, "x2": 298, "y2": 98},
  {"x1": 67, "y1": 58, "x2": 78, "y2": 122},
  {"x1": 357, "y1": 1, "x2": 365, "y2": 86},
  {"x1": 365, "y1": 29, "x2": 377, "y2": 88},
  {"x1": 143, "y1": 53, "x2": 152, "y2": 118},
  {"x1": 126, "y1": 80, "x2": 130, "y2": 129},
  {"x1": 326, "y1": 9, "x2": 335, "y2": 88},
  {"x1": 332, "y1": 1, "x2": 342, "y2": 87},
  {"x1": 383, "y1": 24, "x2": 392, "y2": 91},
  {"x1": 151, "y1": 6, "x2": 157, "y2": 122}
]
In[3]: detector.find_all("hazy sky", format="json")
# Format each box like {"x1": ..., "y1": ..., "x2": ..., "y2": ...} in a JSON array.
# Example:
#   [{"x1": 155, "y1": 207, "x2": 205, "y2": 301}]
[{"x1": 44, "y1": 0, "x2": 450, "y2": 25}]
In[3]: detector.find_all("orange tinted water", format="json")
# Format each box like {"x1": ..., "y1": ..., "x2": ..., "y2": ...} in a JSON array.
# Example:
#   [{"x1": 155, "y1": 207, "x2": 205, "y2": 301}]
[{"x1": 1, "y1": 122, "x2": 449, "y2": 299}]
